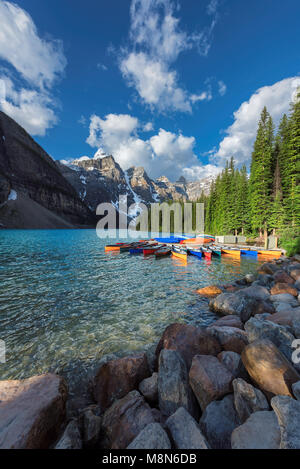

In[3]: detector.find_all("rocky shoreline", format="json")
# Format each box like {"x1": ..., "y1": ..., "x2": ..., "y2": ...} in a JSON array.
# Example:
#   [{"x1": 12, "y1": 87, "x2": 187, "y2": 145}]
[{"x1": 1, "y1": 255, "x2": 300, "y2": 449}]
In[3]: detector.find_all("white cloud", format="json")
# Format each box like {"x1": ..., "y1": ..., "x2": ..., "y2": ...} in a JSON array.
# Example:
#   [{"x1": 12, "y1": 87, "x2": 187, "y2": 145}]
[
  {"x1": 0, "y1": 1, "x2": 66, "y2": 89},
  {"x1": 191, "y1": 90, "x2": 212, "y2": 103},
  {"x1": 120, "y1": 0, "x2": 219, "y2": 112},
  {"x1": 212, "y1": 76, "x2": 300, "y2": 167},
  {"x1": 0, "y1": 1, "x2": 66, "y2": 135},
  {"x1": 86, "y1": 112, "x2": 220, "y2": 181},
  {"x1": 183, "y1": 163, "x2": 221, "y2": 180},
  {"x1": 0, "y1": 77, "x2": 57, "y2": 136},
  {"x1": 97, "y1": 63, "x2": 108, "y2": 71},
  {"x1": 218, "y1": 80, "x2": 227, "y2": 96},
  {"x1": 143, "y1": 122, "x2": 154, "y2": 132}
]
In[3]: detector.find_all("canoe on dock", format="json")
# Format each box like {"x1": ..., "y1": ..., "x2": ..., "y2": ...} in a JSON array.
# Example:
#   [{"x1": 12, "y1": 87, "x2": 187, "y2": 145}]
[
  {"x1": 188, "y1": 249, "x2": 203, "y2": 259},
  {"x1": 221, "y1": 249, "x2": 241, "y2": 258},
  {"x1": 202, "y1": 247, "x2": 212, "y2": 260},
  {"x1": 210, "y1": 246, "x2": 222, "y2": 257},
  {"x1": 180, "y1": 234, "x2": 215, "y2": 245},
  {"x1": 171, "y1": 246, "x2": 188, "y2": 261},
  {"x1": 155, "y1": 248, "x2": 171, "y2": 258},
  {"x1": 257, "y1": 250, "x2": 282, "y2": 258}
]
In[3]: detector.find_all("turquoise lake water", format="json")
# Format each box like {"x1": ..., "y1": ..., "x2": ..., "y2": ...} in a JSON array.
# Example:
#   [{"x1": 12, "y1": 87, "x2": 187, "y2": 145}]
[{"x1": 0, "y1": 230, "x2": 262, "y2": 387}]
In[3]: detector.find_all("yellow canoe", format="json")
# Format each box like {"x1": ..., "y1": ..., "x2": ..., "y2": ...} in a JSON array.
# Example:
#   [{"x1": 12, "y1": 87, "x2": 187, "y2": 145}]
[
  {"x1": 257, "y1": 250, "x2": 282, "y2": 258},
  {"x1": 105, "y1": 245, "x2": 120, "y2": 252},
  {"x1": 222, "y1": 249, "x2": 241, "y2": 258},
  {"x1": 172, "y1": 251, "x2": 188, "y2": 261}
]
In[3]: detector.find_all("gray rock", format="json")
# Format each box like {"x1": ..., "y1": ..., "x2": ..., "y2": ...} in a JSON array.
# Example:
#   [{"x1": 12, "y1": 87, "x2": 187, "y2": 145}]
[
  {"x1": 55, "y1": 420, "x2": 82, "y2": 449},
  {"x1": 231, "y1": 411, "x2": 281, "y2": 449},
  {"x1": 245, "y1": 274, "x2": 255, "y2": 284},
  {"x1": 292, "y1": 317, "x2": 300, "y2": 339},
  {"x1": 127, "y1": 423, "x2": 171, "y2": 449},
  {"x1": 271, "y1": 395, "x2": 300, "y2": 449},
  {"x1": 217, "y1": 351, "x2": 248, "y2": 379},
  {"x1": 208, "y1": 326, "x2": 248, "y2": 354},
  {"x1": 292, "y1": 381, "x2": 300, "y2": 400},
  {"x1": 241, "y1": 285, "x2": 270, "y2": 301},
  {"x1": 255, "y1": 274, "x2": 274, "y2": 288},
  {"x1": 158, "y1": 349, "x2": 198, "y2": 419},
  {"x1": 233, "y1": 378, "x2": 269, "y2": 423},
  {"x1": 139, "y1": 373, "x2": 158, "y2": 405},
  {"x1": 189, "y1": 355, "x2": 233, "y2": 411},
  {"x1": 166, "y1": 407, "x2": 209, "y2": 449},
  {"x1": 199, "y1": 395, "x2": 240, "y2": 449},
  {"x1": 244, "y1": 316, "x2": 296, "y2": 365},
  {"x1": 209, "y1": 292, "x2": 260, "y2": 323},
  {"x1": 270, "y1": 293, "x2": 299, "y2": 305},
  {"x1": 82, "y1": 409, "x2": 102, "y2": 448},
  {"x1": 145, "y1": 343, "x2": 157, "y2": 373}
]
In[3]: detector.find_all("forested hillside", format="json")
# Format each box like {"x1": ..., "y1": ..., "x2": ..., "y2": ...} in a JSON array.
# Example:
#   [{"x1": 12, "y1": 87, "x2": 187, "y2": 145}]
[{"x1": 202, "y1": 90, "x2": 300, "y2": 252}]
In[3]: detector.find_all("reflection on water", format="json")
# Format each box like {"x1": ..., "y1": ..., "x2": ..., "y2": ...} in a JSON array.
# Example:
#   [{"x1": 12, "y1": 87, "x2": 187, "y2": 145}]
[{"x1": 0, "y1": 230, "x2": 263, "y2": 386}]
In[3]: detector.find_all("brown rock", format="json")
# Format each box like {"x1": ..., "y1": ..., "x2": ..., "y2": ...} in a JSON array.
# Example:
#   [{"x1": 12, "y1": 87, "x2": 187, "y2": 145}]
[
  {"x1": 241, "y1": 339, "x2": 300, "y2": 398},
  {"x1": 94, "y1": 354, "x2": 150, "y2": 411},
  {"x1": 196, "y1": 285, "x2": 223, "y2": 297},
  {"x1": 274, "y1": 271, "x2": 295, "y2": 285},
  {"x1": 189, "y1": 355, "x2": 233, "y2": 411},
  {"x1": 258, "y1": 262, "x2": 278, "y2": 275},
  {"x1": 0, "y1": 374, "x2": 67, "y2": 449},
  {"x1": 101, "y1": 390, "x2": 155, "y2": 449},
  {"x1": 207, "y1": 326, "x2": 248, "y2": 354},
  {"x1": 224, "y1": 285, "x2": 239, "y2": 293},
  {"x1": 212, "y1": 315, "x2": 244, "y2": 330},
  {"x1": 271, "y1": 283, "x2": 298, "y2": 297},
  {"x1": 290, "y1": 269, "x2": 300, "y2": 282},
  {"x1": 267, "y1": 309, "x2": 300, "y2": 328},
  {"x1": 155, "y1": 323, "x2": 221, "y2": 369}
]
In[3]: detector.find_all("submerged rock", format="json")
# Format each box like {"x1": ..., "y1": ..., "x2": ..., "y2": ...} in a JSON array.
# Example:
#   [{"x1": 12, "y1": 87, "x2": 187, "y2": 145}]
[
  {"x1": 166, "y1": 407, "x2": 209, "y2": 449},
  {"x1": 196, "y1": 285, "x2": 223, "y2": 297},
  {"x1": 0, "y1": 373, "x2": 67, "y2": 449},
  {"x1": 199, "y1": 394, "x2": 240, "y2": 449},
  {"x1": 189, "y1": 355, "x2": 233, "y2": 411}
]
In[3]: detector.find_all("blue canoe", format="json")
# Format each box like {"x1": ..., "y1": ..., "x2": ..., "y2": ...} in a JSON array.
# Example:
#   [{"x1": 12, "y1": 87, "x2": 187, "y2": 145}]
[
  {"x1": 129, "y1": 248, "x2": 144, "y2": 254},
  {"x1": 155, "y1": 237, "x2": 181, "y2": 243},
  {"x1": 188, "y1": 249, "x2": 203, "y2": 259},
  {"x1": 241, "y1": 250, "x2": 258, "y2": 257}
]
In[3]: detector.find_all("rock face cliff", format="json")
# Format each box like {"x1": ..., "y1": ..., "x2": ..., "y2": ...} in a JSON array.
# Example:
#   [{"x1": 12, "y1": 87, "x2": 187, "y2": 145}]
[{"x1": 0, "y1": 111, "x2": 95, "y2": 228}]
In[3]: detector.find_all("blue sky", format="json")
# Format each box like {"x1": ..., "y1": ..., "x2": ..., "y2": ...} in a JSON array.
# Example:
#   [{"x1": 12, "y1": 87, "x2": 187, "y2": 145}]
[{"x1": 0, "y1": 0, "x2": 300, "y2": 180}]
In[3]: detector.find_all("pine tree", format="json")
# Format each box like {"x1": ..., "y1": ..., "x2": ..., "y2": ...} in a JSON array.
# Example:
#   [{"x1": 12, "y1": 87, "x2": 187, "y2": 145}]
[
  {"x1": 249, "y1": 107, "x2": 275, "y2": 237},
  {"x1": 287, "y1": 88, "x2": 300, "y2": 227}
]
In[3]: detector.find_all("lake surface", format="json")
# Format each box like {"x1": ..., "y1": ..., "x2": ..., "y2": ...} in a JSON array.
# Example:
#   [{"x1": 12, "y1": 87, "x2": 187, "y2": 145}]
[{"x1": 0, "y1": 230, "x2": 262, "y2": 387}]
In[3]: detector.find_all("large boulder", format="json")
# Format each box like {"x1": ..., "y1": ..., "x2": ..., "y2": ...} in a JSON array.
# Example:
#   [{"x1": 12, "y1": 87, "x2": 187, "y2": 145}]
[
  {"x1": 127, "y1": 423, "x2": 171, "y2": 450},
  {"x1": 217, "y1": 351, "x2": 248, "y2": 379},
  {"x1": 189, "y1": 355, "x2": 233, "y2": 411},
  {"x1": 244, "y1": 316, "x2": 296, "y2": 364},
  {"x1": 271, "y1": 283, "x2": 298, "y2": 297},
  {"x1": 101, "y1": 391, "x2": 155, "y2": 449},
  {"x1": 207, "y1": 326, "x2": 248, "y2": 354},
  {"x1": 196, "y1": 285, "x2": 223, "y2": 297},
  {"x1": 271, "y1": 395, "x2": 300, "y2": 449},
  {"x1": 212, "y1": 315, "x2": 243, "y2": 330},
  {"x1": 155, "y1": 323, "x2": 221, "y2": 369},
  {"x1": 0, "y1": 374, "x2": 67, "y2": 449},
  {"x1": 93, "y1": 353, "x2": 150, "y2": 411},
  {"x1": 241, "y1": 285, "x2": 270, "y2": 301},
  {"x1": 273, "y1": 270, "x2": 295, "y2": 285},
  {"x1": 139, "y1": 373, "x2": 158, "y2": 405},
  {"x1": 232, "y1": 378, "x2": 269, "y2": 423},
  {"x1": 158, "y1": 349, "x2": 198, "y2": 419},
  {"x1": 258, "y1": 262, "x2": 279, "y2": 275},
  {"x1": 270, "y1": 293, "x2": 299, "y2": 306},
  {"x1": 55, "y1": 420, "x2": 82, "y2": 449},
  {"x1": 166, "y1": 407, "x2": 209, "y2": 449},
  {"x1": 290, "y1": 269, "x2": 300, "y2": 282},
  {"x1": 199, "y1": 394, "x2": 240, "y2": 449},
  {"x1": 209, "y1": 292, "x2": 261, "y2": 323},
  {"x1": 231, "y1": 411, "x2": 280, "y2": 449},
  {"x1": 241, "y1": 339, "x2": 300, "y2": 397},
  {"x1": 267, "y1": 309, "x2": 300, "y2": 328}
]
